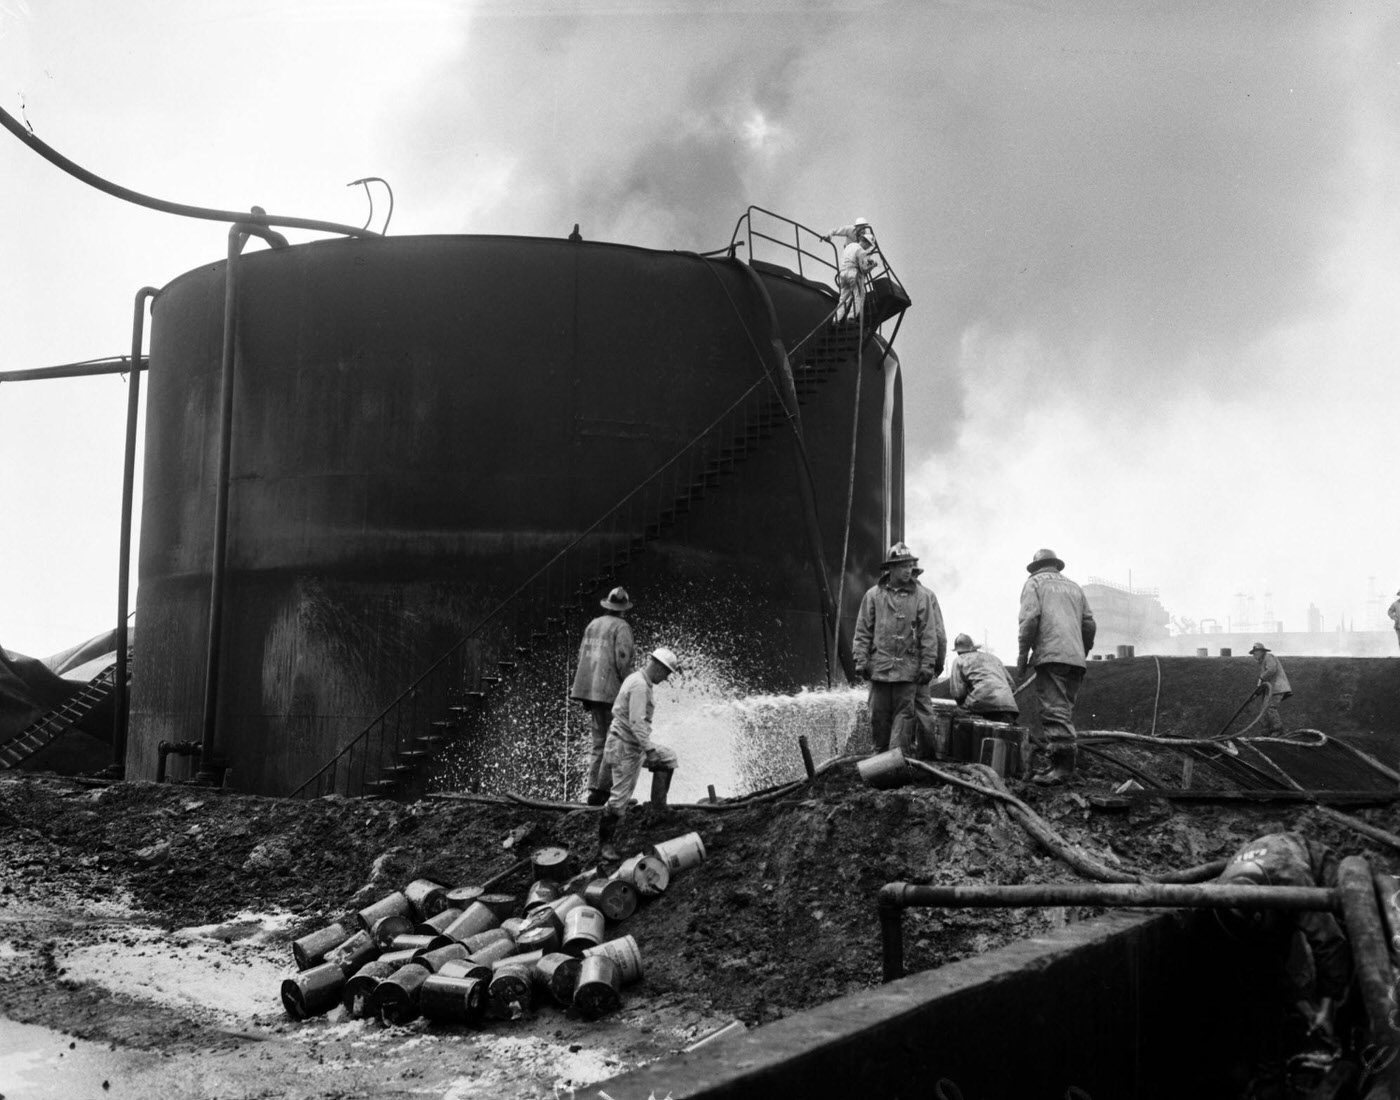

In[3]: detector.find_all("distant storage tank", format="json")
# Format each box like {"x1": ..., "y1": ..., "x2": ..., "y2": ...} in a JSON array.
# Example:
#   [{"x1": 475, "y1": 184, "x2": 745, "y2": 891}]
[{"x1": 129, "y1": 233, "x2": 905, "y2": 795}]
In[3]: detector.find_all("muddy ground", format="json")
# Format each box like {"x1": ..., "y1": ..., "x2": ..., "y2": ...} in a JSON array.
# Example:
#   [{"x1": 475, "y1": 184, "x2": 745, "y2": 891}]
[{"x1": 2, "y1": 657, "x2": 1400, "y2": 1099}]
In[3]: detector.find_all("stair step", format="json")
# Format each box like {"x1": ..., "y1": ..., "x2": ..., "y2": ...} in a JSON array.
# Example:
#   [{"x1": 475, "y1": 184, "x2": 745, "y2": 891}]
[
  {"x1": 515, "y1": 645, "x2": 533, "y2": 656},
  {"x1": 417, "y1": 734, "x2": 448, "y2": 747},
  {"x1": 497, "y1": 660, "x2": 518, "y2": 670},
  {"x1": 366, "y1": 779, "x2": 403, "y2": 793},
  {"x1": 430, "y1": 719, "x2": 457, "y2": 731},
  {"x1": 397, "y1": 749, "x2": 432, "y2": 761},
  {"x1": 481, "y1": 675, "x2": 502, "y2": 686},
  {"x1": 465, "y1": 690, "x2": 488, "y2": 701},
  {"x1": 379, "y1": 764, "x2": 414, "y2": 778},
  {"x1": 449, "y1": 705, "x2": 476, "y2": 716}
]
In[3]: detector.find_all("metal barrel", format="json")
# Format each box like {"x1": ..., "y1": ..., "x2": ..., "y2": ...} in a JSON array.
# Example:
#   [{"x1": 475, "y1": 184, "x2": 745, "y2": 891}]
[
  {"x1": 573, "y1": 954, "x2": 622, "y2": 1020},
  {"x1": 342, "y1": 959, "x2": 398, "y2": 1018},
  {"x1": 520, "y1": 904, "x2": 566, "y2": 939},
  {"x1": 561, "y1": 866, "x2": 602, "y2": 897},
  {"x1": 477, "y1": 893, "x2": 520, "y2": 921},
  {"x1": 584, "y1": 878, "x2": 638, "y2": 922},
  {"x1": 531, "y1": 846, "x2": 574, "y2": 881},
  {"x1": 417, "y1": 907, "x2": 463, "y2": 936},
  {"x1": 404, "y1": 879, "x2": 450, "y2": 920},
  {"x1": 561, "y1": 906, "x2": 606, "y2": 957},
  {"x1": 487, "y1": 963, "x2": 534, "y2": 1019},
  {"x1": 548, "y1": 892, "x2": 588, "y2": 924},
  {"x1": 390, "y1": 933, "x2": 451, "y2": 953},
  {"x1": 445, "y1": 884, "x2": 484, "y2": 909},
  {"x1": 461, "y1": 927, "x2": 513, "y2": 953},
  {"x1": 493, "y1": 948, "x2": 545, "y2": 971},
  {"x1": 467, "y1": 937, "x2": 517, "y2": 966},
  {"x1": 523, "y1": 879, "x2": 562, "y2": 913},
  {"x1": 292, "y1": 921, "x2": 349, "y2": 971},
  {"x1": 281, "y1": 961, "x2": 346, "y2": 1019},
  {"x1": 369, "y1": 963, "x2": 432, "y2": 1025},
  {"x1": 419, "y1": 974, "x2": 486, "y2": 1024},
  {"x1": 501, "y1": 917, "x2": 526, "y2": 939},
  {"x1": 374, "y1": 948, "x2": 419, "y2": 969},
  {"x1": 415, "y1": 942, "x2": 470, "y2": 972},
  {"x1": 652, "y1": 832, "x2": 706, "y2": 873},
  {"x1": 534, "y1": 952, "x2": 583, "y2": 1006},
  {"x1": 615, "y1": 854, "x2": 670, "y2": 896},
  {"x1": 443, "y1": 901, "x2": 500, "y2": 942},
  {"x1": 369, "y1": 913, "x2": 414, "y2": 948},
  {"x1": 515, "y1": 924, "x2": 561, "y2": 956},
  {"x1": 438, "y1": 959, "x2": 494, "y2": 983},
  {"x1": 857, "y1": 747, "x2": 910, "y2": 789},
  {"x1": 325, "y1": 929, "x2": 380, "y2": 975},
  {"x1": 583, "y1": 935, "x2": 643, "y2": 984},
  {"x1": 355, "y1": 891, "x2": 411, "y2": 932}
]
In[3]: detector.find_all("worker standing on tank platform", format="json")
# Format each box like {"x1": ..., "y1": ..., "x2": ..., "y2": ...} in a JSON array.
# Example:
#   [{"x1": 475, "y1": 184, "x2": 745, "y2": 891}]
[
  {"x1": 1216, "y1": 832, "x2": 1352, "y2": 1046},
  {"x1": 853, "y1": 543, "x2": 945, "y2": 755},
  {"x1": 948, "y1": 634, "x2": 1019, "y2": 724},
  {"x1": 596, "y1": 647, "x2": 682, "y2": 862},
  {"x1": 1388, "y1": 589, "x2": 1400, "y2": 652},
  {"x1": 1016, "y1": 548, "x2": 1096, "y2": 785},
  {"x1": 1250, "y1": 642, "x2": 1292, "y2": 734},
  {"x1": 821, "y1": 217, "x2": 879, "y2": 324},
  {"x1": 570, "y1": 587, "x2": 636, "y2": 806}
]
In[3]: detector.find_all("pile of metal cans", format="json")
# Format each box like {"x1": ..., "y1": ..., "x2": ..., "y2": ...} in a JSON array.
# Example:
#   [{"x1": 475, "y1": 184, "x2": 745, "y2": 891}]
[{"x1": 281, "y1": 831, "x2": 706, "y2": 1026}]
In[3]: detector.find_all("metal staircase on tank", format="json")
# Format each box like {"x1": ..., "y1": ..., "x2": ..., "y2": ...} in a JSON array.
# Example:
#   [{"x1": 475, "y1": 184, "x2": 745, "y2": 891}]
[
  {"x1": 0, "y1": 656, "x2": 128, "y2": 770},
  {"x1": 291, "y1": 214, "x2": 910, "y2": 801}
]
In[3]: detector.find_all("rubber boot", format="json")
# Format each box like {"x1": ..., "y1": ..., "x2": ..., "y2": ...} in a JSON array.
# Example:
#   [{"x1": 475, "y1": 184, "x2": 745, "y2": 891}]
[
  {"x1": 596, "y1": 810, "x2": 621, "y2": 864},
  {"x1": 649, "y1": 768, "x2": 674, "y2": 810},
  {"x1": 585, "y1": 788, "x2": 610, "y2": 807},
  {"x1": 1033, "y1": 742, "x2": 1077, "y2": 786}
]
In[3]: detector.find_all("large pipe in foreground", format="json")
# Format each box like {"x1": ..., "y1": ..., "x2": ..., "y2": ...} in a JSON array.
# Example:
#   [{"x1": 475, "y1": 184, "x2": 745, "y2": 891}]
[
  {"x1": 1336, "y1": 857, "x2": 1397, "y2": 1070},
  {"x1": 878, "y1": 880, "x2": 1339, "y2": 982}
]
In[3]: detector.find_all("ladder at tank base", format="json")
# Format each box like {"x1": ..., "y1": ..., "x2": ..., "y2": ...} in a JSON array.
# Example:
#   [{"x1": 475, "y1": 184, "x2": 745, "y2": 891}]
[
  {"x1": 290, "y1": 305, "x2": 881, "y2": 800},
  {"x1": 0, "y1": 657, "x2": 128, "y2": 770}
]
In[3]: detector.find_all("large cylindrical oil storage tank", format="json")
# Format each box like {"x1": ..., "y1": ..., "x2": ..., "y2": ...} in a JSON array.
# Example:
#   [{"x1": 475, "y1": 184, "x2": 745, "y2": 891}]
[{"x1": 129, "y1": 234, "x2": 905, "y2": 796}]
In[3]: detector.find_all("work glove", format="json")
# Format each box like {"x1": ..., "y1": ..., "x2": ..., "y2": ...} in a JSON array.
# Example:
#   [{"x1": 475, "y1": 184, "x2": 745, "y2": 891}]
[
  {"x1": 917, "y1": 668, "x2": 934, "y2": 685},
  {"x1": 856, "y1": 664, "x2": 871, "y2": 681},
  {"x1": 933, "y1": 660, "x2": 944, "y2": 678}
]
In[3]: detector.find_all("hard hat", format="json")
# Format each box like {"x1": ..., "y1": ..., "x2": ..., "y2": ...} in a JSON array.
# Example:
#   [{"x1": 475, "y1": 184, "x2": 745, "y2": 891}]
[
  {"x1": 650, "y1": 647, "x2": 681, "y2": 674},
  {"x1": 853, "y1": 217, "x2": 870, "y2": 228},
  {"x1": 881, "y1": 542, "x2": 918, "y2": 568},
  {"x1": 1026, "y1": 548, "x2": 1065, "y2": 573},
  {"x1": 953, "y1": 633, "x2": 978, "y2": 653},
  {"x1": 600, "y1": 586, "x2": 633, "y2": 611},
  {"x1": 1249, "y1": 642, "x2": 1268, "y2": 654}
]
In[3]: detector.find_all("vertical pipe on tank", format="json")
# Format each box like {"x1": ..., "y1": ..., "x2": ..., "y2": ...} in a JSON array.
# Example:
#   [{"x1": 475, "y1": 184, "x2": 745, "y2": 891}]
[
  {"x1": 197, "y1": 220, "x2": 288, "y2": 785},
  {"x1": 880, "y1": 348, "x2": 901, "y2": 550},
  {"x1": 112, "y1": 287, "x2": 158, "y2": 776}
]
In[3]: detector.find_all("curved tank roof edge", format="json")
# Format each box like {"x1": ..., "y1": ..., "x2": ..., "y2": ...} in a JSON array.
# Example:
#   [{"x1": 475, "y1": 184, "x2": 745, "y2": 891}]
[{"x1": 153, "y1": 232, "x2": 806, "y2": 297}]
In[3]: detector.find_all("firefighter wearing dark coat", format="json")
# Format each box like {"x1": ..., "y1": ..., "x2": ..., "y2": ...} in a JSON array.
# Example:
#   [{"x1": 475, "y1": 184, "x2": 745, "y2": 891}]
[
  {"x1": 853, "y1": 543, "x2": 946, "y2": 753},
  {"x1": 1218, "y1": 832, "x2": 1352, "y2": 1039},
  {"x1": 570, "y1": 587, "x2": 636, "y2": 805},
  {"x1": 1016, "y1": 548, "x2": 1096, "y2": 784}
]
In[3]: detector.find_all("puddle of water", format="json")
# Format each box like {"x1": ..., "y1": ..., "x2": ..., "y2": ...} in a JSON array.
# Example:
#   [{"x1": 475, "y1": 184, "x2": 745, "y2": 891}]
[{"x1": 0, "y1": 1017, "x2": 154, "y2": 1100}]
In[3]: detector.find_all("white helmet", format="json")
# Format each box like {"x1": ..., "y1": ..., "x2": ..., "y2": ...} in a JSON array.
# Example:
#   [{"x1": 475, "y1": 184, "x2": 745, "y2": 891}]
[
  {"x1": 853, "y1": 217, "x2": 870, "y2": 228},
  {"x1": 650, "y1": 647, "x2": 681, "y2": 674}
]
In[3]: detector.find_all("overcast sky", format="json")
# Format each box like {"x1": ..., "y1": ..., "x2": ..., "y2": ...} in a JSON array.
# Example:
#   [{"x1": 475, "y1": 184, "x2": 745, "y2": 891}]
[{"x1": 2, "y1": 0, "x2": 1397, "y2": 662}]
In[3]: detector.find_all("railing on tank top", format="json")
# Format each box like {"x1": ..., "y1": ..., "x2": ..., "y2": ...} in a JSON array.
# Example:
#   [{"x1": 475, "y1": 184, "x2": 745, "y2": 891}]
[
  {"x1": 727, "y1": 205, "x2": 909, "y2": 313},
  {"x1": 289, "y1": 314, "x2": 845, "y2": 800}
]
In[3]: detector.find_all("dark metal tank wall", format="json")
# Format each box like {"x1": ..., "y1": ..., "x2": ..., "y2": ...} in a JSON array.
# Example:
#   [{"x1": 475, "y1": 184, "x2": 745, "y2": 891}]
[{"x1": 129, "y1": 235, "x2": 898, "y2": 793}]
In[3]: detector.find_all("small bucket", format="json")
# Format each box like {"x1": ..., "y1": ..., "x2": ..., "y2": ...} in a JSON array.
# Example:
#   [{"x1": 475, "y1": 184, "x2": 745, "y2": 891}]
[
  {"x1": 562, "y1": 866, "x2": 602, "y2": 897},
  {"x1": 584, "y1": 878, "x2": 638, "y2": 922},
  {"x1": 417, "y1": 907, "x2": 463, "y2": 936},
  {"x1": 583, "y1": 934, "x2": 642, "y2": 984},
  {"x1": 493, "y1": 948, "x2": 544, "y2": 971},
  {"x1": 652, "y1": 832, "x2": 706, "y2": 873},
  {"x1": 1220, "y1": 647, "x2": 1232, "y2": 657},
  {"x1": 355, "y1": 891, "x2": 411, "y2": 932},
  {"x1": 467, "y1": 937, "x2": 517, "y2": 966},
  {"x1": 515, "y1": 924, "x2": 560, "y2": 956},
  {"x1": 1196, "y1": 648, "x2": 1208, "y2": 658},
  {"x1": 561, "y1": 906, "x2": 606, "y2": 957},
  {"x1": 534, "y1": 952, "x2": 582, "y2": 1006},
  {"x1": 369, "y1": 962, "x2": 431, "y2": 1025},
  {"x1": 437, "y1": 959, "x2": 493, "y2": 984},
  {"x1": 369, "y1": 913, "x2": 414, "y2": 948},
  {"x1": 477, "y1": 893, "x2": 520, "y2": 921},
  {"x1": 281, "y1": 961, "x2": 345, "y2": 1019},
  {"x1": 531, "y1": 845, "x2": 574, "y2": 881},
  {"x1": 950, "y1": 718, "x2": 977, "y2": 762},
  {"x1": 487, "y1": 964, "x2": 534, "y2": 1019},
  {"x1": 419, "y1": 974, "x2": 485, "y2": 1024},
  {"x1": 293, "y1": 921, "x2": 348, "y2": 971},
  {"x1": 461, "y1": 927, "x2": 513, "y2": 954},
  {"x1": 391, "y1": 933, "x2": 450, "y2": 953},
  {"x1": 342, "y1": 958, "x2": 398, "y2": 1018},
  {"x1": 523, "y1": 879, "x2": 561, "y2": 913},
  {"x1": 374, "y1": 947, "x2": 419, "y2": 969},
  {"x1": 404, "y1": 878, "x2": 450, "y2": 920},
  {"x1": 616, "y1": 854, "x2": 670, "y2": 896},
  {"x1": 548, "y1": 893, "x2": 588, "y2": 924},
  {"x1": 443, "y1": 901, "x2": 500, "y2": 942},
  {"x1": 978, "y1": 736, "x2": 1011, "y2": 778},
  {"x1": 520, "y1": 905, "x2": 565, "y2": 938},
  {"x1": 325, "y1": 930, "x2": 379, "y2": 975},
  {"x1": 924, "y1": 699, "x2": 958, "y2": 761},
  {"x1": 414, "y1": 942, "x2": 469, "y2": 972},
  {"x1": 445, "y1": 884, "x2": 484, "y2": 908},
  {"x1": 501, "y1": 917, "x2": 527, "y2": 939},
  {"x1": 573, "y1": 954, "x2": 622, "y2": 1020},
  {"x1": 857, "y1": 747, "x2": 909, "y2": 790}
]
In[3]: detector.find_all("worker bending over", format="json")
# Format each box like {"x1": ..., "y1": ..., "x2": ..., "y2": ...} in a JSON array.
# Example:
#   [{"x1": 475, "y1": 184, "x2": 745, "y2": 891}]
[{"x1": 948, "y1": 634, "x2": 1019, "y2": 724}]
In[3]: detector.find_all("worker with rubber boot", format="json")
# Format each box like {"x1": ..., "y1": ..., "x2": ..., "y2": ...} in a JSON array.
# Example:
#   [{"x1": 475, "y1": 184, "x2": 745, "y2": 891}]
[
  {"x1": 596, "y1": 647, "x2": 681, "y2": 863},
  {"x1": 1015, "y1": 548, "x2": 1095, "y2": 785},
  {"x1": 570, "y1": 586, "x2": 637, "y2": 806},
  {"x1": 853, "y1": 543, "x2": 945, "y2": 754},
  {"x1": 1249, "y1": 642, "x2": 1292, "y2": 735}
]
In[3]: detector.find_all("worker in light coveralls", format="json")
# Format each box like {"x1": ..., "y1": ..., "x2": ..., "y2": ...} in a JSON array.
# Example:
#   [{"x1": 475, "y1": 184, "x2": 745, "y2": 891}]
[
  {"x1": 1249, "y1": 642, "x2": 1292, "y2": 734},
  {"x1": 570, "y1": 587, "x2": 636, "y2": 806},
  {"x1": 853, "y1": 543, "x2": 946, "y2": 754},
  {"x1": 1217, "y1": 832, "x2": 1351, "y2": 1041},
  {"x1": 596, "y1": 647, "x2": 682, "y2": 862},
  {"x1": 1016, "y1": 548, "x2": 1096, "y2": 784},
  {"x1": 820, "y1": 217, "x2": 879, "y2": 324},
  {"x1": 948, "y1": 634, "x2": 1019, "y2": 725},
  {"x1": 1388, "y1": 589, "x2": 1400, "y2": 652}
]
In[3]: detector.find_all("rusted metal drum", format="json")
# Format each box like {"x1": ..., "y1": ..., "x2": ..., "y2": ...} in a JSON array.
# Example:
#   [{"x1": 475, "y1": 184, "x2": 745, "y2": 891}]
[
  {"x1": 293, "y1": 922, "x2": 349, "y2": 971},
  {"x1": 443, "y1": 902, "x2": 500, "y2": 942},
  {"x1": 477, "y1": 893, "x2": 519, "y2": 921},
  {"x1": 437, "y1": 959, "x2": 493, "y2": 983},
  {"x1": 325, "y1": 930, "x2": 379, "y2": 974},
  {"x1": 857, "y1": 747, "x2": 910, "y2": 790},
  {"x1": 369, "y1": 963, "x2": 432, "y2": 1025},
  {"x1": 488, "y1": 962, "x2": 534, "y2": 1018},
  {"x1": 583, "y1": 878, "x2": 638, "y2": 921},
  {"x1": 583, "y1": 935, "x2": 643, "y2": 985},
  {"x1": 369, "y1": 913, "x2": 414, "y2": 948},
  {"x1": 616, "y1": 854, "x2": 669, "y2": 896},
  {"x1": 461, "y1": 927, "x2": 513, "y2": 954},
  {"x1": 573, "y1": 954, "x2": 622, "y2": 1020},
  {"x1": 561, "y1": 867, "x2": 601, "y2": 897},
  {"x1": 531, "y1": 846, "x2": 573, "y2": 881},
  {"x1": 404, "y1": 879, "x2": 450, "y2": 920},
  {"x1": 419, "y1": 974, "x2": 486, "y2": 1024},
  {"x1": 391, "y1": 933, "x2": 451, "y2": 953},
  {"x1": 494, "y1": 948, "x2": 544, "y2": 972},
  {"x1": 652, "y1": 832, "x2": 706, "y2": 873},
  {"x1": 547, "y1": 893, "x2": 587, "y2": 925},
  {"x1": 415, "y1": 942, "x2": 469, "y2": 972},
  {"x1": 374, "y1": 948, "x2": 418, "y2": 969},
  {"x1": 523, "y1": 879, "x2": 561, "y2": 913},
  {"x1": 417, "y1": 907, "x2": 463, "y2": 936},
  {"x1": 501, "y1": 917, "x2": 526, "y2": 939},
  {"x1": 445, "y1": 885, "x2": 484, "y2": 909},
  {"x1": 355, "y1": 892, "x2": 411, "y2": 932},
  {"x1": 467, "y1": 937, "x2": 517, "y2": 966},
  {"x1": 515, "y1": 924, "x2": 561, "y2": 956},
  {"x1": 921, "y1": 699, "x2": 958, "y2": 760},
  {"x1": 281, "y1": 961, "x2": 345, "y2": 1019},
  {"x1": 342, "y1": 959, "x2": 398, "y2": 1018},
  {"x1": 534, "y1": 952, "x2": 583, "y2": 1006},
  {"x1": 561, "y1": 906, "x2": 606, "y2": 957}
]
